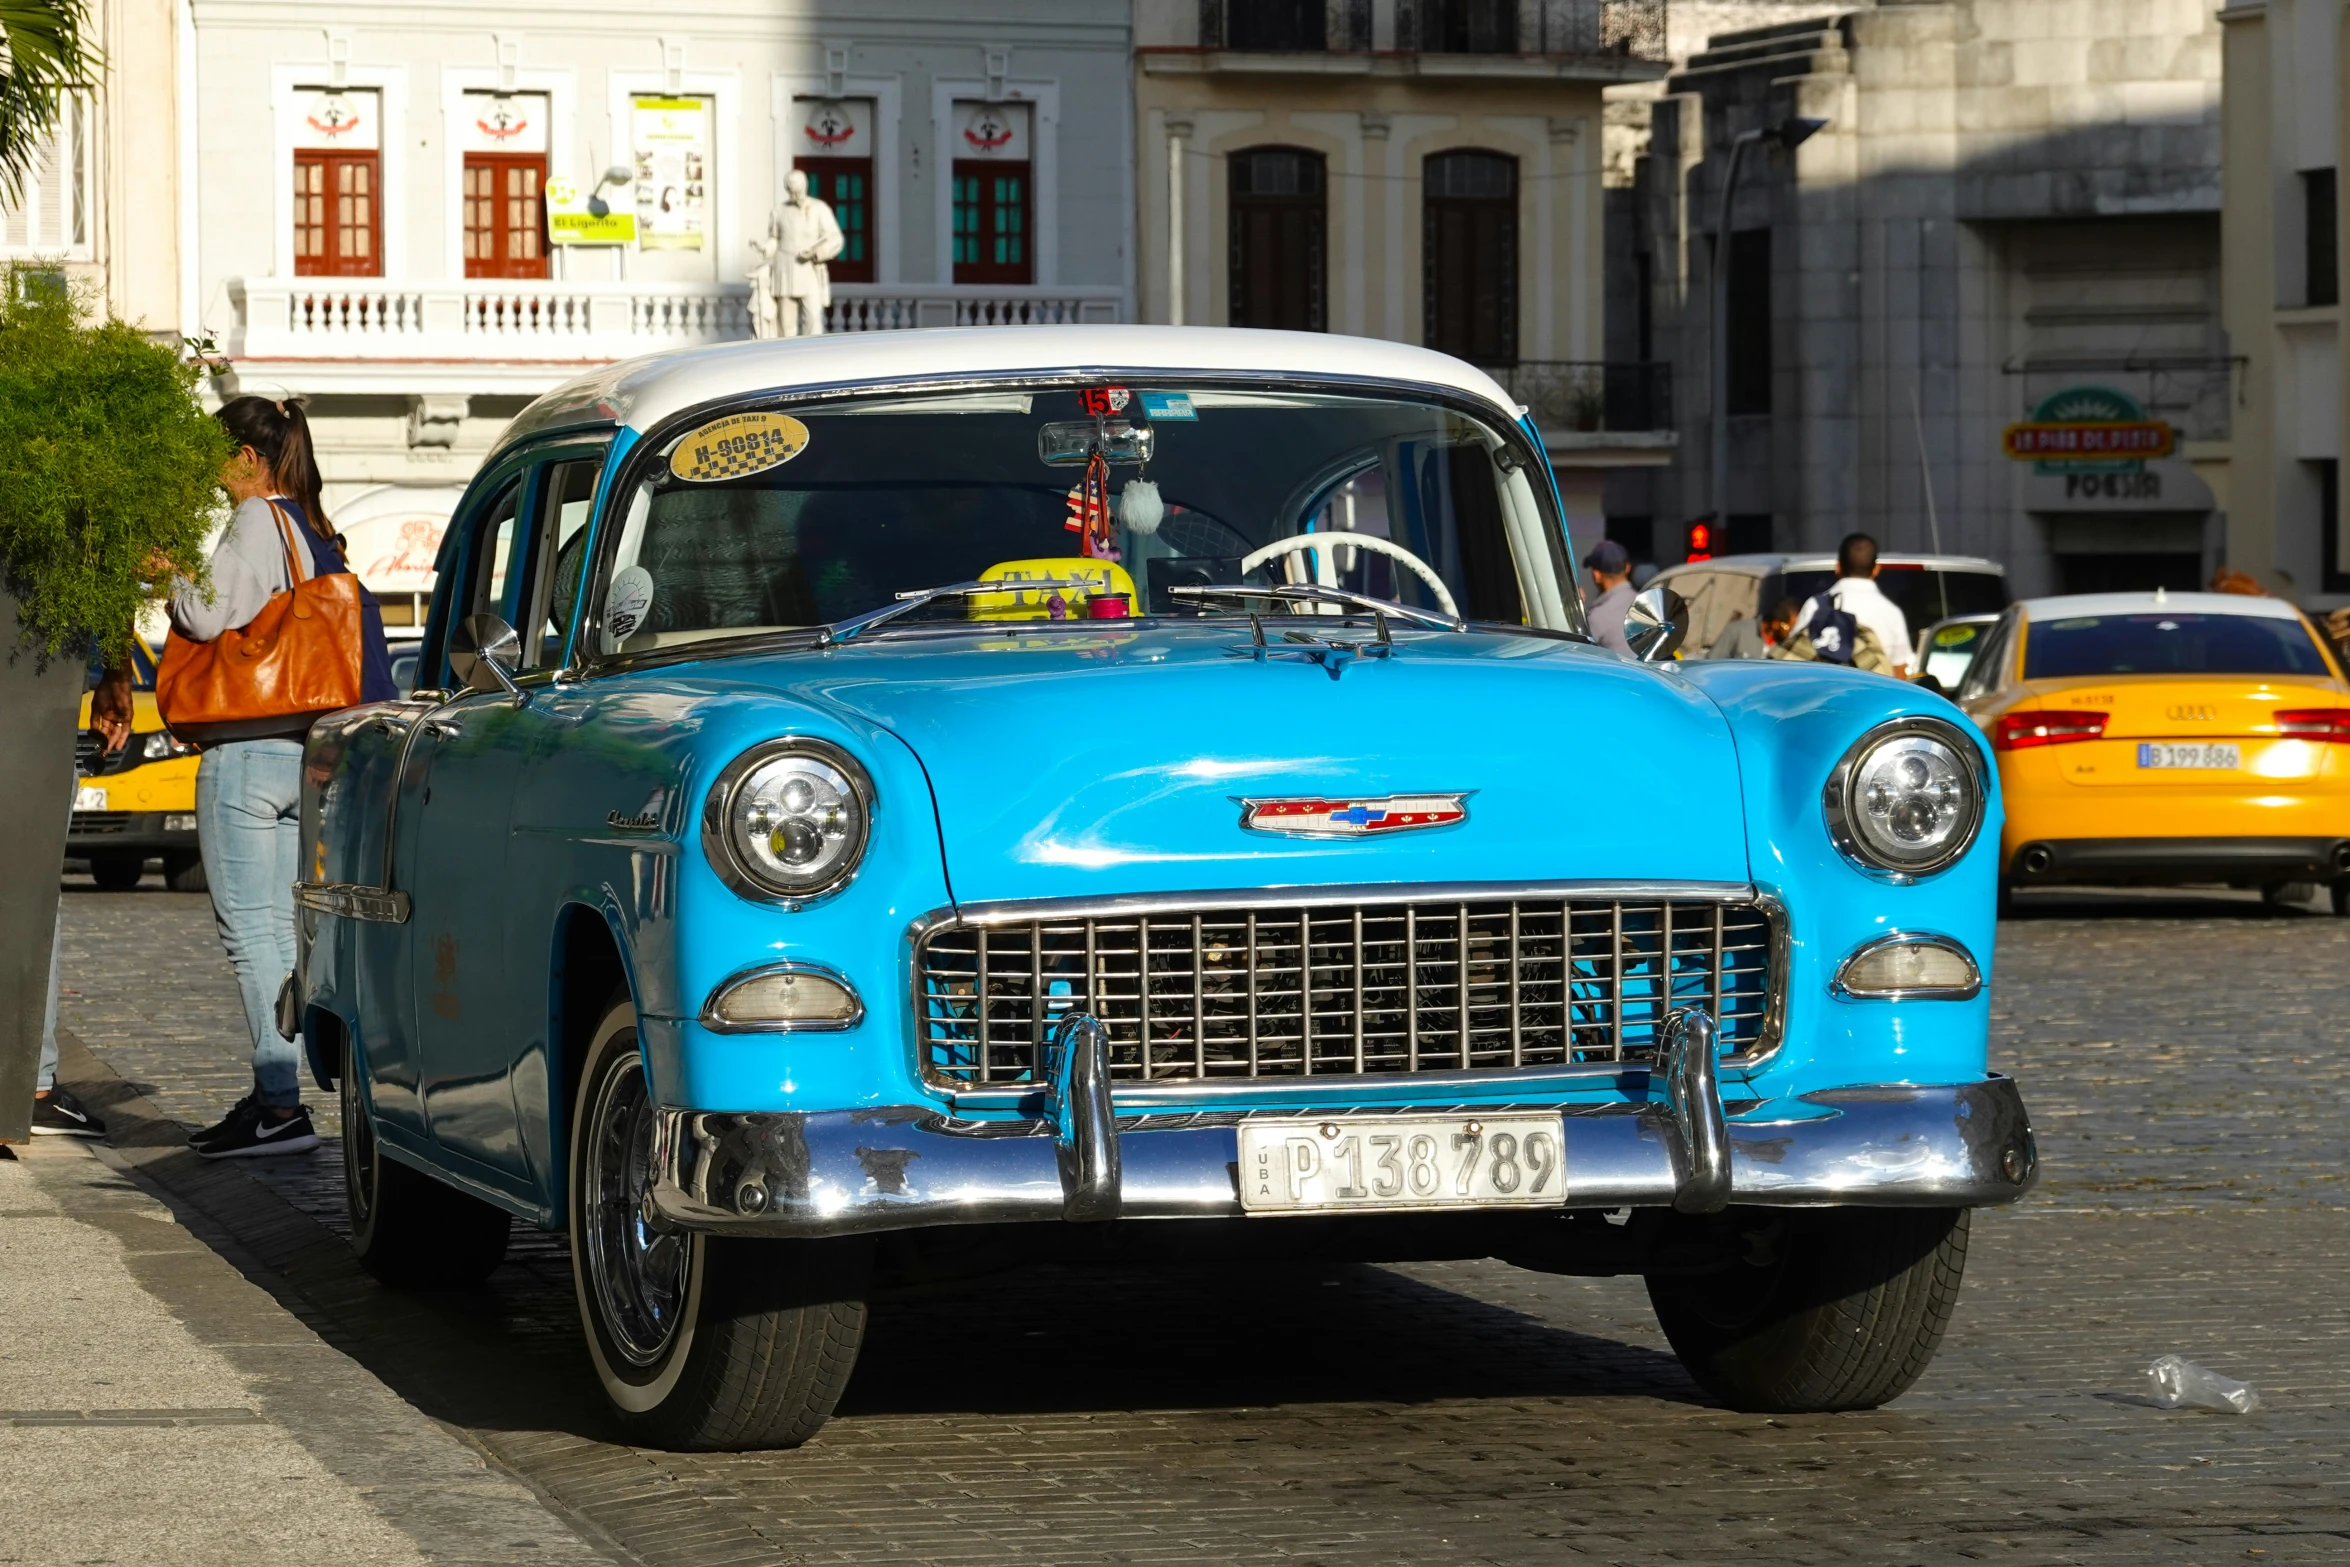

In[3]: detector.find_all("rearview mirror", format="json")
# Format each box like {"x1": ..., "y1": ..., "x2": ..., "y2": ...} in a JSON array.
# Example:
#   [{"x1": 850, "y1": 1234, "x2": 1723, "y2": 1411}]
[
  {"x1": 1037, "y1": 420, "x2": 1155, "y2": 467},
  {"x1": 449, "y1": 613, "x2": 523, "y2": 697},
  {"x1": 1624, "y1": 585, "x2": 1688, "y2": 663}
]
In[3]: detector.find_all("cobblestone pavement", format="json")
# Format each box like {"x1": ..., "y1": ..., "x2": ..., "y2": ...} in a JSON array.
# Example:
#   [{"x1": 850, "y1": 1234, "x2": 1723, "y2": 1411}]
[{"x1": 52, "y1": 874, "x2": 2350, "y2": 1565}]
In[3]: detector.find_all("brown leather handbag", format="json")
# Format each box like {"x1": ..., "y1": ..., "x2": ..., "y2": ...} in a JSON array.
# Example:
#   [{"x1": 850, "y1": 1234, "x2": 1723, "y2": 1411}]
[{"x1": 157, "y1": 500, "x2": 368, "y2": 744}]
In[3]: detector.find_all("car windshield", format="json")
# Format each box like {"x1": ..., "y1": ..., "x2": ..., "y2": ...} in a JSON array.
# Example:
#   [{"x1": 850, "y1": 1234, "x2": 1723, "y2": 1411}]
[
  {"x1": 579, "y1": 383, "x2": 1577, "y2": 657},
  {"x1": 1775, "y1": 567, "x2": 2008, "y2": 640},
  {"x1": 2022, "y1": 612, "x2": 2332, "y2": 678}
]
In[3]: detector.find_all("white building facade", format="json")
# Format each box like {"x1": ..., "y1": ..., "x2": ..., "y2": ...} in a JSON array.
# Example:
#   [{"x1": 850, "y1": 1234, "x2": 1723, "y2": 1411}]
[{"x1": 187, "y1": 1, "x2": 1134, "y2": 620}]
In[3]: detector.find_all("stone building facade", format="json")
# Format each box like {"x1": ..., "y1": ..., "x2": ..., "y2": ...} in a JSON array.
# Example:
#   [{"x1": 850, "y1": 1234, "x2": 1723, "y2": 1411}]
[
  {"x1": 2219, "y1": 0, "x2": 2349, "y2": 608},
  {"x1": 190, "y1": 1, "x2": 1134, "y2": 625},
  {"x1": 1609, "y1": 0, "x2": 2230, "y2": 596},
  {"x1": 1132, "y1": 0, "x2": 1673, "y2": 556},
  {"x1": 0, "y1": 0, "x2": 183, "y2": 334}
]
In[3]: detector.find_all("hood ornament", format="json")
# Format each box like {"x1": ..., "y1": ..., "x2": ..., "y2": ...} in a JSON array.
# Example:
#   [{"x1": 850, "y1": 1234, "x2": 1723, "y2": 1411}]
[{"x1": 1238, "y1": 794, "x2": 1471, "y2": 837}]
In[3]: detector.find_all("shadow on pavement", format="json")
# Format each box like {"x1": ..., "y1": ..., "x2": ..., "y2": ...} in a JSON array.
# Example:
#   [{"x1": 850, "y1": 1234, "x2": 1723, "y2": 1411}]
[
  {"x1": 59, "y1": 1030, "x2": 1701, "y2": 1448},
  {"x1": 2004, "y1": 886, "x2": 2338, "y2": 921}
]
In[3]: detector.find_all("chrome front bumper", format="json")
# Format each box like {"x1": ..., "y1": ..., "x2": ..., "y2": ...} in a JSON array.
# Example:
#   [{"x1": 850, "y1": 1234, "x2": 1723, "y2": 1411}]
[{"x1": 649, "y1": 1011, "x2": 2039, "y2": 1237}]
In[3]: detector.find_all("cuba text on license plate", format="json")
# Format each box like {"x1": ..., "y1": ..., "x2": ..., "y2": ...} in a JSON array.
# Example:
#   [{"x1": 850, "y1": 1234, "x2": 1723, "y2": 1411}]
[
  {"x1": 1238, "y1": 1113, "x2": 1566, "y2": 1213},
  {"x1": 2137, "y1": 742, "x2": 2239, "y2": 770}
]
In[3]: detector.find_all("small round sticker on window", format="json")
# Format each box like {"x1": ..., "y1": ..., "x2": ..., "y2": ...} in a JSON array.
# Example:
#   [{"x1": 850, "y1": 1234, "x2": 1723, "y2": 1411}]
[{"x1": 669, "y1": 412, "x2": 809, "y2": 482}]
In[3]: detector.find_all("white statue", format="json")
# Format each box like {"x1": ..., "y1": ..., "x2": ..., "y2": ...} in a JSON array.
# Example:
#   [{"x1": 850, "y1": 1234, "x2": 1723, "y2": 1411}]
[{"x1": 752, "y1": 168, "x2": 845, "y2": 338}]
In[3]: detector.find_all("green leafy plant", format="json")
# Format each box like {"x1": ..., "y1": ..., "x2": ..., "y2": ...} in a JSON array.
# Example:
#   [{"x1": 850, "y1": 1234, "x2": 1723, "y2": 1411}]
[{"x1": 0, "y1": 266, "x2": 229, "y2": 660}]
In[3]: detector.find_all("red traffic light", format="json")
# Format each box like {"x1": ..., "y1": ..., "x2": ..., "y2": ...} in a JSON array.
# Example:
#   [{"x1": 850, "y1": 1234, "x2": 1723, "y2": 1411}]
[{"x1": 1685, "y1": 520, "x2": 1713, "y2": 562}]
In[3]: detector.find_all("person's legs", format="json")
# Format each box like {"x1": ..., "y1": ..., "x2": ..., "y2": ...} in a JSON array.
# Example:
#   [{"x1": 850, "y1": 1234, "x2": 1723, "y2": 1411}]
[{"x1": 197, "y1": 739, "x2": 306, "y2": 1110}]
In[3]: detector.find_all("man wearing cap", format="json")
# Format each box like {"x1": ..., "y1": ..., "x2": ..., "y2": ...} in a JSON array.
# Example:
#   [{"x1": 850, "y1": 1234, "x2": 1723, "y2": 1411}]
[{"x1": 1583, "y1": 539, "x2": 1637, "y2": 655}]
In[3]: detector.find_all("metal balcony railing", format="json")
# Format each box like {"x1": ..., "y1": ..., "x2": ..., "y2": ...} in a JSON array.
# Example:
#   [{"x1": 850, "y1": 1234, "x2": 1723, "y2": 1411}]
[
  {"x1": 1194, "y1": 0, "x2": 1667, "y2": 61},
  {"x1": 1491, "y1": 360, "x2": 1674, "y2": 433}
]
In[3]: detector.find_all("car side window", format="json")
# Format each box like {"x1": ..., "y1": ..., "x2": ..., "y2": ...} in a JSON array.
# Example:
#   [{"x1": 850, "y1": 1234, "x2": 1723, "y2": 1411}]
[
  {"x1": 518, "y1": 454, "x2": 606, "y2": 670},
  {"x1": 1959, "y1": 609, "x2": 2017, "y2": 702},
  {"x1": 423, "y1": 477, "x2": 522, "y2": 691}
]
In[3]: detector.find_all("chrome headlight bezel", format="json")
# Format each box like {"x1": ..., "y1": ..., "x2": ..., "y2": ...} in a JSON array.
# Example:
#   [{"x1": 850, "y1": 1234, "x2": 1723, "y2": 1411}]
[
  {"x1": 1822, "y1": 716, "x2": 1987, "y2": 883},
  {"x1": 701, "y1": 738, "x2": 875, "y2": 905}
]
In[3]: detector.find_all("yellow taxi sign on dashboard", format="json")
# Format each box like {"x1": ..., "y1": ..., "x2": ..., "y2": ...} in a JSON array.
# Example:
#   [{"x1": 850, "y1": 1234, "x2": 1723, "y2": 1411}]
[{"x1": 969, "y1": 558, "x2": 1137, "y2": 621}]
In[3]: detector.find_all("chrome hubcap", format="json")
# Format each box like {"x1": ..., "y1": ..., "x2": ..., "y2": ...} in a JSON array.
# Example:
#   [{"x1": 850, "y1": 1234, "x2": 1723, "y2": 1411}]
[{"x1": 583, "y1": 1054, "x2": 690, "y2": 1366}]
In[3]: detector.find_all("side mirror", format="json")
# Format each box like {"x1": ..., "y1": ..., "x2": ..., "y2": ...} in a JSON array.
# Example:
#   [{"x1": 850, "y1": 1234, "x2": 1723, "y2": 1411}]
[
  {"x1": 449, "y1": 613, "x2": 523, "y2": 697},
  {"x1": 1624, "y1": 585, "x2": 1688, "y2": 663}
]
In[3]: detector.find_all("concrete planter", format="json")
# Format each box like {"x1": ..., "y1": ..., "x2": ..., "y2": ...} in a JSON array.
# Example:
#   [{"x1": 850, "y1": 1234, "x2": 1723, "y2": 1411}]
[{"x1": 0, "y1": 592, "x2": 82, "y2": 1140}]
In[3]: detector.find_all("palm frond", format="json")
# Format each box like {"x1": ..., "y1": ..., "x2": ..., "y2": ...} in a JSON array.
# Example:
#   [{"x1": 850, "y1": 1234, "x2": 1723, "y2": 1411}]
[{"x1": 0, "y1": 1, "x2": 98, "y2": 206}]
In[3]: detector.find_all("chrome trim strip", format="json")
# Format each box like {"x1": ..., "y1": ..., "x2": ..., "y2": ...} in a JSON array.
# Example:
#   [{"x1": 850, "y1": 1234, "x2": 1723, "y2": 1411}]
[
  {"x1": 1821, "y1": 715, "x2": 1990, "y2": 884},
  {"x1": 933, "y1": 880, "x2": 1759, "y2": 928},
  {"x1": 646, "y1": 1075, "x2": 2040, "y2": 1237},
  {"x1": 1829, "y1": 931, "x2": 1983, "y2": 1001},
  {"x1": 698, "y1": 960, "x2": 867, "y2": 1034},
  {"x1": 951, "y1": 1057, "x2": 1656, "y2": 1113},
  {"x1": 293, "y1": 881, "x2": 411, "y2": 925}
]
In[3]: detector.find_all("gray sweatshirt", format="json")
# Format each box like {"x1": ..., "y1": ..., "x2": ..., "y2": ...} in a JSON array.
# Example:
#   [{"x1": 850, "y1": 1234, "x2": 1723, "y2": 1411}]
[{"x1": 170, "y1": 497, "x2": 307, "y2": 642}]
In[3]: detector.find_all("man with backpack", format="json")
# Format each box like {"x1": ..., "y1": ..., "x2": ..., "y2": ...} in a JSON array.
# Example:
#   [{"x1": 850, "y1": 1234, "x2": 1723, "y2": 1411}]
[{"x1": 1787, "y1": 532, "x2": 1914, "y2": 678}]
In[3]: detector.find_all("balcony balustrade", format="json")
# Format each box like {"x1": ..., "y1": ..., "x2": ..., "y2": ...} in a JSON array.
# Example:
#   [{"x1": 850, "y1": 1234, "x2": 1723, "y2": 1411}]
[{"x1": 227, "y1": 277, "x2": 1126, "y2": 368}]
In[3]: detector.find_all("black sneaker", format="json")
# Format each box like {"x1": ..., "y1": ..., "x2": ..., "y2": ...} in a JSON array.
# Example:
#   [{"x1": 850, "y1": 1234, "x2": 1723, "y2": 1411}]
[
  {"x1": 30, "y1": 1087, "x2": 104, "y2": 1138},
  {"x1": 190, "y1": 1092, "x2": 257, "y2": 1146},
  {"x1": 194, "y1": 1102, "x2": 319, "y2": 1159}
]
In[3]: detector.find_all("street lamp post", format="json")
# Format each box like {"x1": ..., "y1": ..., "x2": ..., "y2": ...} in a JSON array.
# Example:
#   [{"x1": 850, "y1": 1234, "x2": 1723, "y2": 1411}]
[{"x1": 1709, "y1": 116, "x2": 1828, "y2": 532}]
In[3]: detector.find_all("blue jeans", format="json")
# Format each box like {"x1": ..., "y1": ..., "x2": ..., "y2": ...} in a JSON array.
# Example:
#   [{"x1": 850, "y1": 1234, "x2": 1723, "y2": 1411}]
[{"x1": 197, "y1": 739, "x2": 305, "y2": 1108}]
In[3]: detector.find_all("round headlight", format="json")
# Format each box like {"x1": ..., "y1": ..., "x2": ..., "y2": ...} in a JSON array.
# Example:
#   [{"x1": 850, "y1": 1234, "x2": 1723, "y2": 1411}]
[
  {"x1": 703, "y1": 740, "x2": 873, "y2": 901},
  {"x1": 1823, "y1": 720, "x2": 1984, "y2": 879}
]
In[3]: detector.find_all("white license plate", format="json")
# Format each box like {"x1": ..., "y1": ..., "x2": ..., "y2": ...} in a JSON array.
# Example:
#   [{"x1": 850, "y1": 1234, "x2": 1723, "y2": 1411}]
[
  {"x1": 73, "y1": 784, "x2": 106, "y2": 810},
  {"x1": 2137, "y1": 742, "x2": 2239, "y2": 770},
  {"x1": 1238, "y1": 1113, "x2": 1567, "y2": 1214}
]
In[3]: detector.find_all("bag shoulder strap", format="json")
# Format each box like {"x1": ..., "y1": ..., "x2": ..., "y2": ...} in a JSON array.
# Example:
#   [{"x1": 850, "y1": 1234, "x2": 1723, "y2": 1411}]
[{"x1": 263, "y1": 498, "x2": 314, "y2": 586}]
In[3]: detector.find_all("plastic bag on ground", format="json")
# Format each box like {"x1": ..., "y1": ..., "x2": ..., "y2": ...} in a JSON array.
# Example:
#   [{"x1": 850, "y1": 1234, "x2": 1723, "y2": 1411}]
[{"x1": 2145, "y1": 1354, "x2": 2261, "y2": 1414}]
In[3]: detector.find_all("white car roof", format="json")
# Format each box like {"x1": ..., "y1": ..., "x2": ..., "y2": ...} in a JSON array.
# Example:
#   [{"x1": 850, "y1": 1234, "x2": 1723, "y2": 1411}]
[
  {"x1": 2019, "y1": 592, "x2": 2306, "y2": 621},
  {"x1": 501, "y1": 325, "x2": 1523, "y2": 449},
  {"x1": 1655, "y1": 553, "x2": 2005, "y2": 578}
]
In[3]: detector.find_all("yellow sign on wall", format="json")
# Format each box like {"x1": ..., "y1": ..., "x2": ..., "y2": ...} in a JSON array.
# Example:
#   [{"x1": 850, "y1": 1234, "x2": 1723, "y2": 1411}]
[{"x1": 545, "y1": 176, "x2": 637, "y2": 246}]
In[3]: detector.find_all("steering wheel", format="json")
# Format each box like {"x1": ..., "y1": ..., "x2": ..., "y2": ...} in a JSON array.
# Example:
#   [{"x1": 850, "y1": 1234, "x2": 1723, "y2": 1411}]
[{"x1": 1237, "y1": 533, "x2": 1460, "y2": 620}]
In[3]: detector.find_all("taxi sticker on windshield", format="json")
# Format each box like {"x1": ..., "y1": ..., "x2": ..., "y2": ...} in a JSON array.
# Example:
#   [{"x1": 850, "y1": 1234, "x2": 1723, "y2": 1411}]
[
  {"x1": 670, "y1": 412, "x2": 809, "y2": 482},
  {"x1": 1138, "y1": 391, "x2": 1195, "y2": 421}
]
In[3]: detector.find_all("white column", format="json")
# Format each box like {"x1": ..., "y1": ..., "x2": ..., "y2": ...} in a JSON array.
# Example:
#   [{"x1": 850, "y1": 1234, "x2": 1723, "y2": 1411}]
[{"x1": 1167, "y1": 117, "x2": 1192, "y2": 326}]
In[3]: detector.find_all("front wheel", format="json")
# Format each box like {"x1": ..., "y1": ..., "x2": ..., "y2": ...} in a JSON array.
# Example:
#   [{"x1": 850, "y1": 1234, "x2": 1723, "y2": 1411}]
[
  {"x1": 88, "y1": 851, "x2": 143, "y2": 891},
  {"x1": 1647, "y1": 1206, "x2": 1968, "y2": 1413},
  {"x1": 342, "y1": 1051, "x2": 512, "y2": 1287},
  {"x1": 570, "y1": 995, "x2": 868, "y2": 1451}
]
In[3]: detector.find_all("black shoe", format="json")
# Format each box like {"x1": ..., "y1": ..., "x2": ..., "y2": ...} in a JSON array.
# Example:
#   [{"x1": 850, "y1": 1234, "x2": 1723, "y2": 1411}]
[
  {"x1": 30, "y1": 1087, "x2": 104, "y2": 1138},
  {"x1": 190, "y1": 1092, "x2": 257, "y2": 1146},
  {"x1": 194, "y1": 1102, "x2": 319, "y2": 1159}
]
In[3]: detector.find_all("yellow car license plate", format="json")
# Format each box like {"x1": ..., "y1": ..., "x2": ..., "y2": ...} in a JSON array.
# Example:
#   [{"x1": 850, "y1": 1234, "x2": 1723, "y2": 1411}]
[{"x1": 1237, "y1": 1113, "x2": 1566, "y2": 1214}]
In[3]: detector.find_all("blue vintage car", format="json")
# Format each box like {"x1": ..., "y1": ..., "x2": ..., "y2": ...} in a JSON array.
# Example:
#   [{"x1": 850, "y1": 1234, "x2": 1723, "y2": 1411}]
[{"x1": 294, "y1": 326, "x2": 2034, "y2": 1451}]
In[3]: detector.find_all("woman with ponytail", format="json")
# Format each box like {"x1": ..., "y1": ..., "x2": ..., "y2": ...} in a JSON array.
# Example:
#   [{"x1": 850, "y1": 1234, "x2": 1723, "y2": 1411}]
[{"x1": 169, "y1": 395, "x2": 393, "y2": 1158}]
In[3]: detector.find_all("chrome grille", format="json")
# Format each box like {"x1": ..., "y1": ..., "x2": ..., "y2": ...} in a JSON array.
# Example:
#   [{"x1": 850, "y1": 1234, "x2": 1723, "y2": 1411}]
[{"x1": 917, "y1": 892, "x2": 1778, "y2": 1088}]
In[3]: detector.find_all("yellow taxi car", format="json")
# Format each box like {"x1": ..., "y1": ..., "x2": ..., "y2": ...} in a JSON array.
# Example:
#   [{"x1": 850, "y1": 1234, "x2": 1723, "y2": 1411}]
[
  {"x1": 71, "y1": 640, "x2": 204, "y2": 891},
  {"x1": 1957, "y1": 591, "x2": 2350, "y2": 906}
]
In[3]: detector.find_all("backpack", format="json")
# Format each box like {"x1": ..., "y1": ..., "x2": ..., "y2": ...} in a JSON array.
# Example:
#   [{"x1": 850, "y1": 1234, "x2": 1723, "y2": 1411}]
[{"x1": 1795, "y1": 593, "x2": 1861, "y2": 666}]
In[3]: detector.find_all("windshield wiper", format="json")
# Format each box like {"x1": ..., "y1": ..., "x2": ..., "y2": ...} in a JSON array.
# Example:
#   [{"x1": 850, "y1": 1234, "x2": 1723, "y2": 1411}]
[
  {"x1": 1166, "y1": 583, "x2": 1468, "y2": 634},
  {"x1": 816, "y1": 579, "x2": 1095, "y2": 647}
]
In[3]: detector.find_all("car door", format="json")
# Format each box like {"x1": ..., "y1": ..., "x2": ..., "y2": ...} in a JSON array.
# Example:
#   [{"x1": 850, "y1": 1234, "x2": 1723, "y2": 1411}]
[{"x1": 410, "y1": 447, "x2": 606, "y2": 1191}]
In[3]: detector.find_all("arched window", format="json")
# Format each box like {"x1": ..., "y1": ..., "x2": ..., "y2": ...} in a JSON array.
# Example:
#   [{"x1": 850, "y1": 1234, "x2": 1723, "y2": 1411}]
[
  {"x1": 1423, "y1": 150, "x2": 1517, "y2": 365},
  {"x1": 1228, "y1": 147, "x2": 1327, "y2": 332}
]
